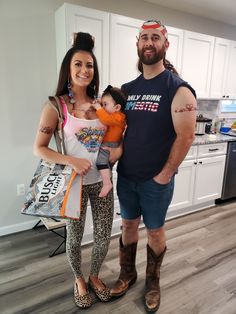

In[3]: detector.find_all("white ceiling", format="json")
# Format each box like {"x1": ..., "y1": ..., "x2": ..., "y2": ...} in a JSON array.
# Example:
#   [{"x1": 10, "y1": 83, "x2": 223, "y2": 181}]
[{"x1": 144, "y1": 0, "x2": 236, "y2": 27}]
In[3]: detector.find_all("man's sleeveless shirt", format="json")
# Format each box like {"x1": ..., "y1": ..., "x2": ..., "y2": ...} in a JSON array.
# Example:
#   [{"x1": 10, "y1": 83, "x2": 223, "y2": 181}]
[{"x1": 118, "y1": 69, "x2": 196, "y2": 182}]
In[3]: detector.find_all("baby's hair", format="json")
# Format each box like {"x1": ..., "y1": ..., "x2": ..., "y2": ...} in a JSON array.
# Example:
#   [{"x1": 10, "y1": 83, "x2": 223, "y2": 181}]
[{"x1": 102, "y1": 85, "x2": 127, "y2": 111}]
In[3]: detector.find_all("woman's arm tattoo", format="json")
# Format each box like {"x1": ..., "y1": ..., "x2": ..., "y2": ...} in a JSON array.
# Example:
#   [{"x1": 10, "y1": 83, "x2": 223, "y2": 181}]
[
  {"x1": 39, "y1": 125, "x2": 54, "y2": 134},
  {"x1": 174, "y1": 104, "x2": 197, "y2": 113}
]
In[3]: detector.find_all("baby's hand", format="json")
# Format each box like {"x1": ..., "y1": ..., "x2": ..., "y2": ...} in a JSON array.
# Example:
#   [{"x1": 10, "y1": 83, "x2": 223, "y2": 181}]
[{"x1": 91, "y1": 99, "x2": 102, "y2": 110}]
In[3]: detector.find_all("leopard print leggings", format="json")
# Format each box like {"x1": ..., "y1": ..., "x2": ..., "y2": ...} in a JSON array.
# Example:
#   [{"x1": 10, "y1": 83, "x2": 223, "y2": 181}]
[{"x1": 66, "y1": 181, "x2": 114, "y2": 278}]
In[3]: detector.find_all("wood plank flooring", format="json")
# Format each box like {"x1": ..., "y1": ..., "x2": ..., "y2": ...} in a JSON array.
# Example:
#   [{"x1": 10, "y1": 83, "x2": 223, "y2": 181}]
[{"x1": 1, "y1": 200, "x2": 236, "y2": 314}]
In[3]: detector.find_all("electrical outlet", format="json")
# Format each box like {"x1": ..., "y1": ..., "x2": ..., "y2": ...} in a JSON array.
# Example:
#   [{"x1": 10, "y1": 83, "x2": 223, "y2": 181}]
[{"x1": 17, "y1": 184, "x2": 25, "y2": 196}]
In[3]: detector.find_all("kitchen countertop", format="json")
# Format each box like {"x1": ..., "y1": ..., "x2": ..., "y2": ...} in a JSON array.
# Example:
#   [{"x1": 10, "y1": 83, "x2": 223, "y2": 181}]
[{"x1": 193, "y1": 133, "x2": 236, "y2": 145}]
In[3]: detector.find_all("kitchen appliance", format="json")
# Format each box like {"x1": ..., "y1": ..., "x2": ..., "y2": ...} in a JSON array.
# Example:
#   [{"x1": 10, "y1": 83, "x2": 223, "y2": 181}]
[
  {"x1": 195, "y1": 114, "x2": 212, "y2": 135},
  {"x1": 220, "y1": 141, "x2": 236, "y2": 200}
]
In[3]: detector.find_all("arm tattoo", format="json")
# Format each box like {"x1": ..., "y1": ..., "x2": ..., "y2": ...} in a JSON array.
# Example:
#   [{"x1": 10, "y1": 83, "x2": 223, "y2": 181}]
[
  {"x1": 174, "y1": 104, "x2": 197, "y2": 113},
  {"x1": 39, "y1": 125, "x2": 54, "y2": 134}
]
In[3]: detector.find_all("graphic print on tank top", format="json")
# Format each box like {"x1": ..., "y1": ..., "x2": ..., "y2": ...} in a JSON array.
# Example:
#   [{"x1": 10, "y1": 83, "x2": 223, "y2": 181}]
[{"x1": 75, "y1": 127, "x2": 105, "y2": 153}]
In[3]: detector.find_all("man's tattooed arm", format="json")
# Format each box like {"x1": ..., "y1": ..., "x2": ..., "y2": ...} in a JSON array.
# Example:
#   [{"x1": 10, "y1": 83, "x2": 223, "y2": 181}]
[
  {"x1": 39, "y1": 125, "x2": 54, "y2": 134},
  {"x1": 174, "y1": 104, "x2": 197, "y2": 113}
]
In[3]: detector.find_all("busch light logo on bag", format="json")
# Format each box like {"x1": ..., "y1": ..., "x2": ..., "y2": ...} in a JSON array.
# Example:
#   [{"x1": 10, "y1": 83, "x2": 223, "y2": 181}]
[{"x1": 36, "y1": 173, "x2": 65, "y2": 203}]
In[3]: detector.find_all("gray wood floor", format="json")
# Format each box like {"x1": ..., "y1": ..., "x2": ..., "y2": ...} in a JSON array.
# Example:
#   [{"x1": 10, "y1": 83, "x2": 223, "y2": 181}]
[{"x1": 1, "y1": 200, "x2": 236, "y2": 314}]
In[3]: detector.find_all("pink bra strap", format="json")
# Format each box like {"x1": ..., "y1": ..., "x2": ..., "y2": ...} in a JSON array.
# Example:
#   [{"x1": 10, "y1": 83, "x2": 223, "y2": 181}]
[{"x1": 59, "y1": 96, "x2": 68, "y2": 128}]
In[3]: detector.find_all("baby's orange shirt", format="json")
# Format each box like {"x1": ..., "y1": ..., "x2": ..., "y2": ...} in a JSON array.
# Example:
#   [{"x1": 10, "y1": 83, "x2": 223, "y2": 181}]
[{"x1": 96, "y1": 108, "x2": 126, "y2": 142}]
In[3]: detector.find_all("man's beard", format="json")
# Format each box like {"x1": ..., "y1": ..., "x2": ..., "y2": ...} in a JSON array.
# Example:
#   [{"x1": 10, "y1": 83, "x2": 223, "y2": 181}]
[{"x1": 138, "y1": 45, "x2": 166, "y2": 65}]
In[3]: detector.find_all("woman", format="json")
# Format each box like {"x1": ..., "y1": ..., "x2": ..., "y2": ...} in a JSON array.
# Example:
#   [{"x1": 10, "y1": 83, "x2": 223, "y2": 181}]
[{"x1": 34, "y1": 32, "x2": 113, "y2": 309}]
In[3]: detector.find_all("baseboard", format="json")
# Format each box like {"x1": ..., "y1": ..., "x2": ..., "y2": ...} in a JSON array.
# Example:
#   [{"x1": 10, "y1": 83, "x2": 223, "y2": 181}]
[{"x1": 0, "y1": 219, "x2": 40, "y2": 237}]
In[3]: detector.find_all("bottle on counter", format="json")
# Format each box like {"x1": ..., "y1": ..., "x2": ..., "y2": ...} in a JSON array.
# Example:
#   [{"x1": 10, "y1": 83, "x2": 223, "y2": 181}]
[{"x1": 213, "y1": 118, "x2": 223, "y2": 133}]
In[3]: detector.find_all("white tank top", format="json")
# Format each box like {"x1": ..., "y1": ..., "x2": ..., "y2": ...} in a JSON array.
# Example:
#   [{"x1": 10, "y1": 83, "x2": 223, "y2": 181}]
[{"x1": 61, "y1": 97, "x2": 106, "y2": 185}]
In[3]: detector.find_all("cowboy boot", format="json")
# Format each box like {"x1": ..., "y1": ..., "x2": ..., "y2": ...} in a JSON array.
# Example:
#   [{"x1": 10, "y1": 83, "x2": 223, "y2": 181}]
[
  {"x1": 110, "y1": 237, "x2": 137, "y2": 297},
  {"x1": 144, "y1": 245, "x2": 166, "y2": 313}
]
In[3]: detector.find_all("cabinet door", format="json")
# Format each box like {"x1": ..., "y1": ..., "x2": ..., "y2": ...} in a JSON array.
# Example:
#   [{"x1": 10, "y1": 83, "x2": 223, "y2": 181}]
[
  {"x1": 110, "y1": 14, "x2": 143, "y2": 88},
  {"x1": 169, "y1": 160, "x2": 196, "y2": 212},
  {"x1": 165, "y1": 26, "x2": 183, "y2": 74},
  {"x1": 193, "y1": 155, "x2": 226, "y2": 204},
  {"x1": 181, "y1": 31, "x2": 214, "y2": 98},
  {"x1": 55, "y1": 4, "x2": 109, "y2": 91},
  {"x1": 210, "y1": 37, "x2": 230, "y2": 99},
  {"x1": 224, "y1": 41, "x2": 236, "y2": 99}
]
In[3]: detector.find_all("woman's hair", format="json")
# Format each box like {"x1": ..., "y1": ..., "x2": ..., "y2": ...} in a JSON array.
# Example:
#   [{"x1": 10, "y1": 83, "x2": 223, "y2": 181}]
[
  {"x1": 137, "y1": 56, "x2": 179, "y2": 76},
  {"x1": 55, "y1": 32, "x2": 99, "y2": 99}
]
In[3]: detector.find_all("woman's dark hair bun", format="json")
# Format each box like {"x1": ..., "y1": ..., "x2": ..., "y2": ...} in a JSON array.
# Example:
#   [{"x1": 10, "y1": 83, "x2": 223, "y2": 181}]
[{"x1": 73, "y1": 32, "x2": 94, "y2": 52}]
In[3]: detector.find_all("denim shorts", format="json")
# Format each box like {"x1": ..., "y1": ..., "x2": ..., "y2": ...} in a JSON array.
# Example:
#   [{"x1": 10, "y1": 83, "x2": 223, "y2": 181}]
[{"x1": 117, "y1": 174, "x2": 175, "y2": 229}]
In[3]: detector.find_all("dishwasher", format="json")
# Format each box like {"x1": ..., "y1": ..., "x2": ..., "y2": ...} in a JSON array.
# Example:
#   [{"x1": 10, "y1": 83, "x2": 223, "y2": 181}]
[{"x1": 221, "y1": 141, "x2": 236, "y2": 200}]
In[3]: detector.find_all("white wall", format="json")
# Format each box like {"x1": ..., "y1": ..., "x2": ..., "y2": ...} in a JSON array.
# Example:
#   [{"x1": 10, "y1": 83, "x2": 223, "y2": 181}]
[{"x1": 1, "y1": 0, "x2": 236, "y2": 236}]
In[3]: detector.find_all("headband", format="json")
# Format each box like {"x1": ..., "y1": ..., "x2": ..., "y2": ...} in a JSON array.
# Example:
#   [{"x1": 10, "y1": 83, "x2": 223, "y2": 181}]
[{"x1": 140, "y1": 20, "x2": 168, "y2": 39}]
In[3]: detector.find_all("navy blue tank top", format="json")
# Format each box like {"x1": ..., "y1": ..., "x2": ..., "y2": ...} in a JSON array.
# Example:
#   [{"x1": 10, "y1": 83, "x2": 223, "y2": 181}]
[{"x1": 117, "y1": 69, "x2": 196, "y2": 182}]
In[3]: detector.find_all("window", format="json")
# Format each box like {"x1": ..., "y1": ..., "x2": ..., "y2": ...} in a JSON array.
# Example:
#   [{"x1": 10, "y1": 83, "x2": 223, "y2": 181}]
[{"x1": 220, "y1": 100, "x2": 236, "y2": 113}]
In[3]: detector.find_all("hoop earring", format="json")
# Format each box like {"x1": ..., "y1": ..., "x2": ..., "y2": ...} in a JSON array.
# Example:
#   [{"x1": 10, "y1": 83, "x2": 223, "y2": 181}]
[{"x1": 67, "y1": 78, "x2": 75, "y2": 104}]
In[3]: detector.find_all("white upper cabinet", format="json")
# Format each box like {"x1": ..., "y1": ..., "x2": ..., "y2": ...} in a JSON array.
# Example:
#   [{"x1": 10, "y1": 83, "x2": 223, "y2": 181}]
[
  {"x1": 55, "y1": 3, "x2": 236, "y2": 100},
  {"x1": 181, "y1": 31, "x2": 215, "y2": 98},
  {"x1": 165, "y1": 26, "x2": 183, "y2": 74},
  {"x1": 109, "y1": 14, "x2": 143, "y2": 88},
  {"x1": 55, "y1": 3, "x2": 109, "y2": 91},
  {"x1": 210, "y1": 37, "x2": 231, "y2": 99},
  {"x1": 224, "y1": 41, "x2": 236, "y2": 99}
]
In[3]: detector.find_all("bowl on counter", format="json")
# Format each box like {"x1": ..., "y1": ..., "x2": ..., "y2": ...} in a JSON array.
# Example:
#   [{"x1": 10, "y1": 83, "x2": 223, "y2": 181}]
[{"x1": 220, "y1": 127, "x2": 231, "y2": 133}]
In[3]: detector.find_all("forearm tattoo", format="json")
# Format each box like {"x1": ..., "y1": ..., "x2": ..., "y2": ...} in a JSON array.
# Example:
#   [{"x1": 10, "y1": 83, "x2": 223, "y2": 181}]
[
  {"x1": 174, "y1": 104, "x2": 197, "y2": 113},
  {"x1": 39, "y1": 125, "x2": 53, "y2": 134}
]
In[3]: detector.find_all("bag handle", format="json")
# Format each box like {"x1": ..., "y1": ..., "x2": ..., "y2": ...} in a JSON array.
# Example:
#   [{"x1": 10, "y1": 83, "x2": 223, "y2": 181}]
[{"x1": 48, "y1": 96, "x2": 67, "y2": 155}]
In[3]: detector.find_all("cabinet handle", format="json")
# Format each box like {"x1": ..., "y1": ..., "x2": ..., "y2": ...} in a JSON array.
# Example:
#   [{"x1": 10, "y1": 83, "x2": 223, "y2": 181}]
[
  {"x1": 194, "y1": 162, "x2": 197, "y2": 165},
  {"x1": 208, "y1": 148, "x2": 219, "y2": 152},
  {"x1": 199, "y1": 161, "x2": 203, "y2": 164},
  {"x1": 116, "y1": 212, "x2": 121, "y2": 215}
]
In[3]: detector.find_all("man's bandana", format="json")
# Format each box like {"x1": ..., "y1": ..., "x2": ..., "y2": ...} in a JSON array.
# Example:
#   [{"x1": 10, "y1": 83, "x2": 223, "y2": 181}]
[{"x1": 140, "y1": 20, "x2": 168, "y2": 39}]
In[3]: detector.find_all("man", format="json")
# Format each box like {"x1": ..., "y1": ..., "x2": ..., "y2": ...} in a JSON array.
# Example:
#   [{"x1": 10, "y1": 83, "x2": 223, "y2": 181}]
[{"x1": 110, "y1": 20, "x2": 197, "y2": 313}]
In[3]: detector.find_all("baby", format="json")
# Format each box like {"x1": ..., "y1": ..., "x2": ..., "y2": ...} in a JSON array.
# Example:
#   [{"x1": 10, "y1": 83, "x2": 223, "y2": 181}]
[{"x1": 92, "y1": 85, "x2": 126, "y2": 197}]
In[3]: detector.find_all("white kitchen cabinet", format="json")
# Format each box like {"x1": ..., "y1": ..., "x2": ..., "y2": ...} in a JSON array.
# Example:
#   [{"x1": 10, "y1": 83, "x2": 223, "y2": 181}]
[
  {"x1": 197, "y1": 142, "x2": 227, "y2": 158},
  {"x1": 224, "y1": 40, "x2": 236, "y2": 99},
  {"x1": 210, "y1": 38, "x2": 236, "y2": 99},
  {"x1": 110, "y1": 14, "x2": 143, "y2": 88},
  {"x1": 181, "y1": 31, "x2": 215, "y2": 98},
  {"x1": 193, "y1": 155, "x2": 226, "y2": 204},
  {"x1": 169, "y1": 146, "x2": 197, "y2": 212},
  {"x1": 169, "y1": 143, "x2": 227, "y2": 215},
  {"x1": 169, "y1": 159, "x2": 196, "y2": 212},
  {"x1": 55, "y1": 3, "x2": 109, "y2": 91},
  {"x1": 165, "y1": 26, "x2": 183, "y2": 74},
  {"x1": 210, "y1": 37, "x2": 231, "y2": 99}
]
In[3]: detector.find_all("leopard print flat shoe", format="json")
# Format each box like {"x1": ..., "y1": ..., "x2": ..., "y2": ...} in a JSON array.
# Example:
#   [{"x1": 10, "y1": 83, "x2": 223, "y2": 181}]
[
  {"x1": 88, "y1": 278, "x2": 111, "y2": 302},
  {"x1": 74, "y1": 282, "x2": 93, "y2": 309}
]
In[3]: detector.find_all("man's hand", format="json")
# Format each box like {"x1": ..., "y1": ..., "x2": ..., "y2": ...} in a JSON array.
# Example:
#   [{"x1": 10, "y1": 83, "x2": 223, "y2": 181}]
[{"x1": 153, "y1": 172, "x2": 172, "y2": 185}]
